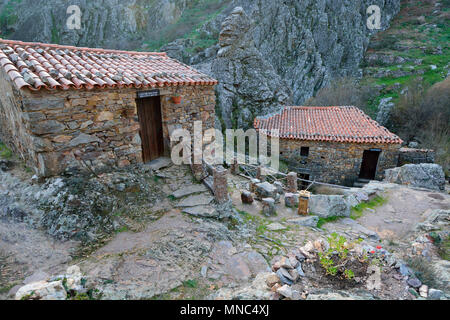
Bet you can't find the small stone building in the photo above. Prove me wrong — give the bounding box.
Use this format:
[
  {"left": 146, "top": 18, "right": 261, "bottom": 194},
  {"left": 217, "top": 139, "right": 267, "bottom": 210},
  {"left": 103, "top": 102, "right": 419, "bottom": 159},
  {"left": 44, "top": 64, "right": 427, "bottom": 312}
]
[
  {"left": 254, "top": 106, "right": 403, "bottom": 186},
  {"left": 0, "top": 39, "right": 217, "bottom": 176}
]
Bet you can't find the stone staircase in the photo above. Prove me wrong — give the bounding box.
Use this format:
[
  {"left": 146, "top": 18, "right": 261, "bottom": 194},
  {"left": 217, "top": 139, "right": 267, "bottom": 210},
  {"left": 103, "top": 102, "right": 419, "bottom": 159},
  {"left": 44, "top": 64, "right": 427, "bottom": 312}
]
[{"left": 353, "top": 178, "right": 372, "bottom": 188}]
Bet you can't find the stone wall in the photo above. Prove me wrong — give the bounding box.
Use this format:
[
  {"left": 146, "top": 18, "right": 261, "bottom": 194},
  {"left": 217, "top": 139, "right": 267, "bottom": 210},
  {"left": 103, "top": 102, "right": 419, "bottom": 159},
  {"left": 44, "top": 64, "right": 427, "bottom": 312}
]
[
  {"left": 0, "top": 74, "right": 216, "bottom": 176},
  {"left": 0, "top": 67, "right": 35, "bottom": 164},
  {"left": 398, "top": 147, "right": 435, "bottom": 166},
  {"left": 278, "top": 139, "right": 401, "bottom": 186}
]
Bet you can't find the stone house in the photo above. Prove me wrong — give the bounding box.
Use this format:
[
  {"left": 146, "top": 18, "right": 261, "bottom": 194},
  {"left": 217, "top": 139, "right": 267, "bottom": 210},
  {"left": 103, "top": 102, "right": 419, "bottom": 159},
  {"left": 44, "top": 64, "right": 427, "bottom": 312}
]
[
  {"left": 0, "top": 39, "right": 217, "bottom": 176},
  {"left": 254, "top": 106, "right": 403, "bottom": 187}
]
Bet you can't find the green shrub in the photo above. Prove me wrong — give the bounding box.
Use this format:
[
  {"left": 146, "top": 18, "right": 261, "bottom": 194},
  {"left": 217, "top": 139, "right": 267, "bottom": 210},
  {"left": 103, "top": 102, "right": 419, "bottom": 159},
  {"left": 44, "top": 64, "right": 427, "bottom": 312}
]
[
  {"left": 0, "top": 142, "right": 13, "bottom": 159},
  {"left": 407, "top": 256, "right": 438, "bottom": 287},
  {"left": 318, "top": 233, "right": 362, "bottom": 279}
]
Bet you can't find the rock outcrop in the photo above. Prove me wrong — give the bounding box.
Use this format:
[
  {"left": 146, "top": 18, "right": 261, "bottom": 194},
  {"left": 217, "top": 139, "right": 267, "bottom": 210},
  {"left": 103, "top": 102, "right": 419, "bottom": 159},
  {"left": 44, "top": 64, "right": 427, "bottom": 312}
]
[
  {"left": 309, "top": 194, "right": 351, "bottom": 218},
  {"left": 170, "top": 0, "right": 402, "bottom": 127},
  {"left": 376, "top": 97, "right": 395, "bottom": 126},
  {"left": 384, "top": 164, "right": 446, "bottom": 191},
  {"left": 1, "top": 0, "right": 401, "bottom": 129},
  {"left": 0, "top": 0, "right": 188, "bottom": 50},
  {"left": 211, "top": 7, "right": 292, "bottom": 129}
]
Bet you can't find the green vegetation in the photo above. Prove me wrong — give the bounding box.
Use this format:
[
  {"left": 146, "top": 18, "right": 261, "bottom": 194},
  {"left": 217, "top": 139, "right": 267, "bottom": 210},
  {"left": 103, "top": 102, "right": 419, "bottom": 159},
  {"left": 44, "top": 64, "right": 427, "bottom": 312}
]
[
  {"left": 437, "top": 235, "right": 450, "bottom": 261},
  {"left": 316, "top": 216, "right": 342, "bottom": 229},
  {"left": 318, "top": 233, "right": 363, "bottom": 279},
  {"left": 0, "top": 0, "right": 22, "bottom": 37},
  {"left": 351, "top": 196, "right": 387, "bottom": 220},
  {"left": 0, "top": 282, "right": 18, "bottom": 295},
  {"left": 0, "top": 142, "right": 12, "bottom": 159},
  {"left": 144, "top": 0, "right": 230, "bottom": 52},
  {"left": 315, "top": 196, "right": 387, "bottom": 228},
  {"left": 182, "top": 279, "right": 198, "bottom": 288},
  {"left": 115, "top": 226, "right": 129, "bottom": 233},
  {"left": 407, "top": 256, "right": 438, "bottom": 288},
  {"left": 310, "top": 1, "right": 449, "bottom": 176},
  {"left": 150, "top": 278, "right": 213, "bottom": 300}
]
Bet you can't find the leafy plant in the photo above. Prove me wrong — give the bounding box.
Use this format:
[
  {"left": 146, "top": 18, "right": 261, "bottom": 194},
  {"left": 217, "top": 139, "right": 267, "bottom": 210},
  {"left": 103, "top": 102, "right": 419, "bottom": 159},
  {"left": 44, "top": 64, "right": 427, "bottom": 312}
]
[
  {"left": 344, "top": 269, "right": 355, "bottom": 280},
  {"left": 182, "top": 279, "right": 198, "bottom": 289},
  {"left": 318, "top": 233, "right": 363, "bottom": 280}
]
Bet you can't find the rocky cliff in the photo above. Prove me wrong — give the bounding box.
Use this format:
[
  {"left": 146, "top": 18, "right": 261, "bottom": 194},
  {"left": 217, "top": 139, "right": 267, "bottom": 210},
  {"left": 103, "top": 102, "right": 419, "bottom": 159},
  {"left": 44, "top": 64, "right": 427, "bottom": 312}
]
[
  {"left": 0, "top": 0, "right": 402, "bottom": 129},
  {"left": 0, "top": 0, "right": 191, "bottom": 50},
  {"left": 181, "top": 0, "right": 402, "bottom": 128}
]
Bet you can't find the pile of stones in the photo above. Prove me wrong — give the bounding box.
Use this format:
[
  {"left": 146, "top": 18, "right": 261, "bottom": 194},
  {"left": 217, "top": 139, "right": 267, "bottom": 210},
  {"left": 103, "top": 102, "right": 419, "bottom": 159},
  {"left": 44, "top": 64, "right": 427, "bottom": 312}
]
[
  {"left": 241, "top": 177, "right": 298, "bottom": 217},
  {"left": 263, "top": 240, "right": 324, "bottom": 300},
  {"left": 14, "top": 265, "right": 93, "bottom": 300}
]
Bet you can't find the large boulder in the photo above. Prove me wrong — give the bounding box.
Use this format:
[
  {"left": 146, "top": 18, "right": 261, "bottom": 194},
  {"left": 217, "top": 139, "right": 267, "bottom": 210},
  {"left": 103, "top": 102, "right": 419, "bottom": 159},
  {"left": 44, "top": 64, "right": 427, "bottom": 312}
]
[
  {"left": 309, "top": 195, "right": 351, "bottom": 218},
  {"left": 15, "top": 280, "right": 67, "bottom": 300},
  {"left": 384, "top": 164, "right": 445, "bottom": 191},
  {"left": 376, "top": 97, "right": 395, "bottom": 126},
  {"left": 255, "top": 182, "right": 279, "bottom": 201},
  {"left": 211, "top": 272, "right": 274, "bottom": 300},
  {"left": 211, "top": 7, "right": 292, "bottom": 129}
]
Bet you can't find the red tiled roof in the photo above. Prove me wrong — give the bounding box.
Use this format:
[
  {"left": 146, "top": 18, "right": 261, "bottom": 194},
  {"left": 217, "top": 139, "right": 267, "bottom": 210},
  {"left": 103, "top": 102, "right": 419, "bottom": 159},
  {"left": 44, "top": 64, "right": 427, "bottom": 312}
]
[
  {"left": 254, "top": 106, "right": 403, "bottom": 144},
  {"left": 0, "top": 38, "right": 218, "bottom": 91}
]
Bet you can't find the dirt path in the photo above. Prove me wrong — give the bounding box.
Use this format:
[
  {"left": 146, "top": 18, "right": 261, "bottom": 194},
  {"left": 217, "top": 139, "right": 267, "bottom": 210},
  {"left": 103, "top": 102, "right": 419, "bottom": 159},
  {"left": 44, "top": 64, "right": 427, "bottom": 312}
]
[{"left": 357, "top": 186, "right": 450, "bottom": 241}]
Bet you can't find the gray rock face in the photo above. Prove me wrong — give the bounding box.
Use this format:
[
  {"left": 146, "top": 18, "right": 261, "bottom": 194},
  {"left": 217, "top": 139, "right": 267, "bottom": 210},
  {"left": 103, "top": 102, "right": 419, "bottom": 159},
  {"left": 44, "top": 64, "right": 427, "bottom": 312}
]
[
  {"left": 376, "top": 97, "right": 395, "bottom": 126},
  {"left": 2, "top": 1, "right": 400, "bottom": 130},
  {"left": 165, "top": 0, "right": 401, "bottom": 128},
  {"left": 211, "top": 7, "right": 292, "bottom": 129},
  {"left": 287, "top": 216, "right": 319, "bottom": 228},
  {"left": 1, "top": 0, "right": 188, "bottom": 50},
  {"left": 309, "top": 195, "right": 351, "bottom": 218},
  {"left": 384, "top": 164, "right": 446, "bottom": 191}
]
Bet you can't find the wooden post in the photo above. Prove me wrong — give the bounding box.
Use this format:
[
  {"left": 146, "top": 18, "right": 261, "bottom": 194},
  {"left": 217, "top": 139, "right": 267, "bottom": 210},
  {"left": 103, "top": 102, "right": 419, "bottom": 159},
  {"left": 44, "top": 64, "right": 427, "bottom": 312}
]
[{"left": 298, "top": 190, "right": 311, "bottom": 216}]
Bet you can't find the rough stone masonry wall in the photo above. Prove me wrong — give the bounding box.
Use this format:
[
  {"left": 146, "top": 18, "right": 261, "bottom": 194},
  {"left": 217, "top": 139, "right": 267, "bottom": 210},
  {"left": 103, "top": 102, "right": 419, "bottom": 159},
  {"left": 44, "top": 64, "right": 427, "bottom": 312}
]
[
  {"left": 279, "top": 139, "right": 401, "bottom": 186},
  {"left": 398, "top": 147, "right": 435, "bottom": 166},
  {"left": 0, "top": 67, "right": 36, "bottom": 164},
  {"left": 0, "top": 75, "right": 216, "bottom": 176}
]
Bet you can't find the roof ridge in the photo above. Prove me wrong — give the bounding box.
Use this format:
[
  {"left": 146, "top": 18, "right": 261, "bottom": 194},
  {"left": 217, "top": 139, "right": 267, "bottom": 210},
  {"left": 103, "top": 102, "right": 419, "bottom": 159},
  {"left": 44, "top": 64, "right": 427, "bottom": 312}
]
[
  {"left": 288, "top": 105, "right": 356, "bottom": 109},
  {"left": 0, "top": 38, "right": 218, "bottom": 91},
  {"left": 0, "top": 38, "right": 167, "bottom": 56},
  {"left": 255, "top": 106, "right": 403, "bottom": 144}
]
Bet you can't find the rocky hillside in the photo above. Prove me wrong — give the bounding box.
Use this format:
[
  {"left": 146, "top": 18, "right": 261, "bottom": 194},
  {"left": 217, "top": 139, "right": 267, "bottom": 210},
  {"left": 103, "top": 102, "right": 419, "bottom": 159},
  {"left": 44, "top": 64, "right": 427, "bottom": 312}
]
[
  {"left": 0, "top": 0, "right": 229, "bottom": 50},
  {"left": 164, "top": 0, "right": 403, "bottom": 129},
  {"left": 0, "top": 0, "right": 401, "bottom": 129},
  {"left": 362, "top": 0, "right": 449, "bottom": 120}
]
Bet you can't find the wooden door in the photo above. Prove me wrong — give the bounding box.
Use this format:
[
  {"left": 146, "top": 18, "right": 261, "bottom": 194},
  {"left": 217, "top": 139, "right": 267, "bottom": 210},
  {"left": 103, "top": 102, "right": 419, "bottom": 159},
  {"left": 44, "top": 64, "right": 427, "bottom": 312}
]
[
  {"left": 136, "top": 96, "right": 164, "bottom": 163},
  {"left": 359, "top": 150, "right": 381, "bottom": 180}
]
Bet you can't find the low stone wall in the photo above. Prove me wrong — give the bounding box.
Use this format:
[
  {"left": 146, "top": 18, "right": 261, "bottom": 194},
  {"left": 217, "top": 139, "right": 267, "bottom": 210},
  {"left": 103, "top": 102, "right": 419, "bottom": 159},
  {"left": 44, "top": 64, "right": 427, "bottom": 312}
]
[
  {"left": 398, "top": 147, "right": 435, "bottom": 166},
  {"left": 278, "top": 139, "right": 401, "bottom": 186},
  {"left": 0, "top": 71, "right": 216, "bottom": 176}
]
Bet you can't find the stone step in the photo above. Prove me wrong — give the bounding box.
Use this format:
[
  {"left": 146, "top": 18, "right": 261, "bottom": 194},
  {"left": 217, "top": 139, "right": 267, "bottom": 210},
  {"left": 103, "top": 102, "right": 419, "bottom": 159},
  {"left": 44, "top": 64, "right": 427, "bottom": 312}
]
[
  {"left": 171, "top": 184, "right": 208, "bottom": 199},
  {"left": 353, "top": 182, "right": 367, "bottom": 188},
  {"left": 357, "top": 178, "right": 372, "bottom": 184},
  {"left": 182, "top": 205, "right": 218, "bottom": 218},
  {"left": 175, "top": 194, "right": 214, "bottom": 208},
  {"left": 145, "top": 157, "right": 173, "bottom": 171}
]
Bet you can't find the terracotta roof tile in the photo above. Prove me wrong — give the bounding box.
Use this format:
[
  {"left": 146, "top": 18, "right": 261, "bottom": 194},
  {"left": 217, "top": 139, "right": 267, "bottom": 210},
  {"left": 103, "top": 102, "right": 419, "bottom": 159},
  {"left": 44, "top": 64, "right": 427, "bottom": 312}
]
[
  {"left": 254, "top": 106, "right": 403, "bottom": 145},
  {"left": 0, "top": 38, "right": 218, "bottom": 91}
]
